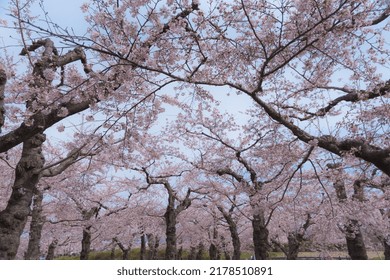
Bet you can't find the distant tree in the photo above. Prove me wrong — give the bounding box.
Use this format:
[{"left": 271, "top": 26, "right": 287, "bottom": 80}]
[{"left": 136, "top": 165, "right": 196, "bottom": 260}]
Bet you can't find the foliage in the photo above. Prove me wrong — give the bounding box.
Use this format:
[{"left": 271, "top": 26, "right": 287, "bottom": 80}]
[{"left": 0, "top": 0, "right": 389, "bottom": 260}]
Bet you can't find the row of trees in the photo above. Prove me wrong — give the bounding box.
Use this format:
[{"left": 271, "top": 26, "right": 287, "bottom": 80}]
[{"left": 0, "top": 0, "right": 389, "bottom": 260}]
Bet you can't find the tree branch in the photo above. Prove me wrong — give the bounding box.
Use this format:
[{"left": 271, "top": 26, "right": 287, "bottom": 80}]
[
  {"left": 0, "top": 40, "right": 93, "bottom": 153},
  {"left": 293, "top": 81, "right": 390, "bottom": 120},
  {"left": 40, "top": 146, "right": 87, "bottom": 177},
  {"left": 249, "top": 92, "right": 390, "bottom": 177},
  {"left": 0, "top": 63, "right": 6, "bottom": 134}
]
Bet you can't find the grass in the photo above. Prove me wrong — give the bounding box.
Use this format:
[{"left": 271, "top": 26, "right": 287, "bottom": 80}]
[{"left": 55, "top": 250, "right": 385, "bottom": 260}]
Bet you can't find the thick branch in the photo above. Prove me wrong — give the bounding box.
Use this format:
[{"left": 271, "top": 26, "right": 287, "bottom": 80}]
[
  {"left": 0, "top": 64, "right": 6, "bottom": 133},
  {"left": 176, "top": 188, "right": 192, "bottom": 214},
  {"left": 216, "top": 167, "right": 245, "bottom": 183},
  {"left": 0, "top": 41, "right": 92, "bottom": 153},
  {"left": 0, "top": 100, "right": 90, "bottom": 153},
  {"left": 249, "top": 93, "right": 390, "bottom": 177},
  {"left": 235, "top": 151, "right": 258, "bottom": 185},
  {"left": 369, "top": 7, "right": 390, "bottom": 26},
  {"left": 298, "top": 81, "right": 390, "bottom": 120},
  {"left": 40, "top": 147, "right": 83, "bottom": 177}
]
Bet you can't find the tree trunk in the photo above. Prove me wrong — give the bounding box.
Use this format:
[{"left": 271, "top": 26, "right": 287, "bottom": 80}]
[
  {"left": 286, "top": 233, "right": 302, "bottom": 260},
  {"left": 224, "top": 214, "right": 241, "bottom": 260},
  {"left": 122, "top": 249, "right": 130, "bottom": 260},
  {"left": 164, "top": 206, "right": 177, "bottom": 260},
  {"left": 252, "top": 212, "right": 270, "bottom": 260},
  {"left": 224, "top": 250, "right": 231, "bottom": 260},
  {"left": 45, "top": 239, "right": 57, "bottom": 260},
  {"left": 0, "top": 133, "right": 46, "bottom": 260},
  {"left": 153, "top": 236, "right": 160, "bottom": 259},
  {"left": 25, "top": 191, "right": 44, "bottom": 260},
  {"left": 143, "top": 181, "right": 190, "bottom": 260},
  {"left": 147, "top": 234, "right": 159, "bottom": 260},
  {"left": 80, "top": 226, "right": 92, "bottom": 260},
  {"left": 218, "top": 206, "right": 241, "bottom": 260},
  {"left": 285, "top": 216, "right": 312, "bottom": 260},
  {"left": 334, "top": 180, "right": 368, "bottom": 260},
  {"left": 113, "top": 237, "right": 132, "bottom": 260},
  {"left": 196, "top": 242, "right": 205, "bottom": 260},
  {"left": 345, "top": 220, "right": 368, "bottom": 260},
  {"left": 209, "top": 226, "right": 220, "bottom": 260},
  {"left": 228, "top": 223, "right": 241, "bottom": 260},
  {"left": 220, "top": 236, "right": 230, "bottom": 260},
  {"left": 110, "top": 242, "right": 116, "bottom": 260},
  {"left": 209, "top": 243, "right": 218, "bottom": 260},
  {"left": 177, "top": 246, "right": 183, "bottom": 260},
  {"left": 384, "top": 235, "right": 390, "bottom": 260},
  {"left": 188, "top": 246, "right": 196, "bottom": 260},
  {"left": 140, "top": 234, "right": 146, "bottom": 260}
]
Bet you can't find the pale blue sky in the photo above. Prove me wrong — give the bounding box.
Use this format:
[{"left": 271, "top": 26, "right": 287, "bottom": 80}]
[{"left": 1, "top": 0, "right": 86, "bottom": 51}]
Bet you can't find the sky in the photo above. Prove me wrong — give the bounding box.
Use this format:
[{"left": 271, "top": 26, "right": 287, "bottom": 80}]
[{"left": 1, "top": 0, "right": 86, "bottom": 50}]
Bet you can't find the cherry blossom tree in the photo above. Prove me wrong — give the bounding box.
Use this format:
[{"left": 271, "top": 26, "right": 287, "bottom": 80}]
[
  {"left": 1, "top": 0, "right": 390, "bottom": 260},
  {"left": 134, "top": 164, "right": 199, "bottom": 260},
  {"left": 128, "top": 0, "right": 390, "bottom": 177},
  {"left": 0, "top": 0, "right": 194, "bottom": 259}
]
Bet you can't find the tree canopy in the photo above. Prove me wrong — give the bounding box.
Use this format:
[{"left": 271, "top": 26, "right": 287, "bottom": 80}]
[{"left": 0, "top": 0, "right": 389, "bottom": 260}]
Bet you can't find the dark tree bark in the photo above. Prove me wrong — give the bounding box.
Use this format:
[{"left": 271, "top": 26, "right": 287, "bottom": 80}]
[
  {"left": 286, "top": 233, "right": 301, "bottom": 260},
  {"left": 147, "top": 234, "right": 159, "bottom": 260},
  {"left": 217, "top": 206, "right": 241, "bottom": 260},
  {"left": 163, "top": 184, "right": 191, "bottom": 260},
  {"left": 208, "top": 225, "right": 220, "bottom": 260},
  {"left": 384, "top": 236, "right": 390, "bottom": 260},
  {"left": 164, "top": 202, "right": 178, "bottom": 260},
  {"left": 78, "top": 206, "right": 98, "bottom": 260},
  {"left": 209, "top": 243, "right": 218, "bottom": 260},
  {"left": 110, "top": 242, "right": 117, "bottom": 260},
  {"left": 177, "top": 246, "right": 183, "bottom": 260},
  {"left": 122, "top": 249, "right": 129, "bottom": 260},
  {"left": 140, "top": 234, "right": 146, "bottom": 260},
  {"left": 344, "top": 220, "right": 367, "bottom": 260},
  {"left": 188, "top": 246, "right": 196, "bottom": 260},
  {"left": 286, "top": 221, "right": 312, "bottom": 260},
  {"left": 80, "top": 225, "right": 92, "bottom": 260},
  {"left": 25, "top": 191, "right": 45, "bottom": 260},
  {"left": 220, "top": 235, "right": 231, "bottom": 260},
  {"left": 0, "top": 40, "right": 92, "bottom": 154},
  {"left": 113, "top": 237, "right": 133, "bottom": 260},
  {"left": 196, "top": 242, "right": 205, "bottom": 260},
  {"left": 333, "top": 179, "right": 368, "bottom": 260},
  {"left": 216, "top": 160, "right": 272, "bottom": 260},
  {"left": 0, "top": 133, "right": 46, "bottom": 260},
  {"left": 252, "top": 212, "right": 270, "bottom": 260},
  {"left": 45, "top": 239, "right": 57, "bottom": 260},
  {"left": 0, "top": 63, "right": 6, "bottom": 133}
]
